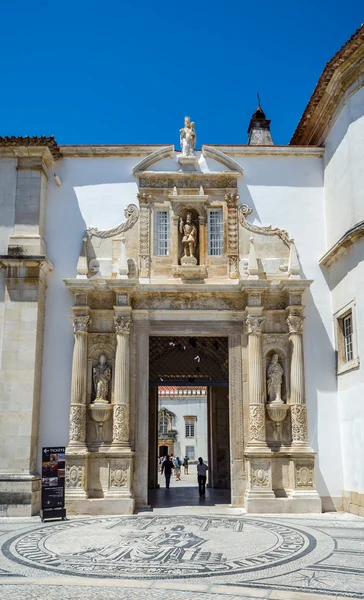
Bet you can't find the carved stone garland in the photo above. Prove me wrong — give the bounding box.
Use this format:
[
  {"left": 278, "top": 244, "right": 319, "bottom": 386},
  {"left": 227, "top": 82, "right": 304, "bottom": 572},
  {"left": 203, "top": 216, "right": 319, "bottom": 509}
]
[
  {"left": 137, "top": 193, "right": 152, "bottom": 278},
  {"left": 226, "top": 193, "right": 239, "bottom": 279}
]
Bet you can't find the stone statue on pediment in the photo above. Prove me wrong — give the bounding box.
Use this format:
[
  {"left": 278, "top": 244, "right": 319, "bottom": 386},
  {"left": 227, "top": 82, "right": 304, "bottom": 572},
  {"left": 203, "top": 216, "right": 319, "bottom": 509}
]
[
  {"left": 93, "top": 354, "right": 111, "bottom": 404},
  {"left": 180, "top": 116, "right": 196, "bottom": 157}
]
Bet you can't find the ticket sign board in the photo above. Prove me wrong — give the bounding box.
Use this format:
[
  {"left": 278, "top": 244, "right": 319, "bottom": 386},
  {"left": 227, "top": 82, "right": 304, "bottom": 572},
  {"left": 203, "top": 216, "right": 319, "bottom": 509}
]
[{"left": 41, "top": 447, "right": 66, "bottom": 521}]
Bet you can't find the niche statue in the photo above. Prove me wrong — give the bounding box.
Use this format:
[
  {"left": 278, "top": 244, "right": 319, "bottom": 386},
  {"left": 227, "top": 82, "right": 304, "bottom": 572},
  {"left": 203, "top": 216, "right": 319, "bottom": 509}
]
[
  {"left": 267, "top": 354, "right": 284, "bottom": 403},
  {"left": 93, "top": 354, "right": 111, "bottom": 404},
  {"left": 180, "top": 116, "right": 196, "bottom": 157},
  {"left": 179, "top": 212, "right": 197, "bottom": 259}
]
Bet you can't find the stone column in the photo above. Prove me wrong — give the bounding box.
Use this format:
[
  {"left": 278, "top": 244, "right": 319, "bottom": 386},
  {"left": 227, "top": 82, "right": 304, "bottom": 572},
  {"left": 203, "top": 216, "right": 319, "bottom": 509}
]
[
  {"left": 198, "top": 216, "right": 205, "bottom": 266},
  {"left": 68, "top": 313, "right": 91, "bottom": 448},
  {"left": 112, "top": 312, "right": 132, "bottom": 447},
  {"left": 286, "top": 309, "right": 308, "bottom": 446},
  {"left": 172, "top": 215, "right": 180, "bottom": 266},
  {"left": 228, "top": 333, "right": 245, "bottom": 506},
  {"left": 246, "top": 314, "right": 267, "bottom": 448}
]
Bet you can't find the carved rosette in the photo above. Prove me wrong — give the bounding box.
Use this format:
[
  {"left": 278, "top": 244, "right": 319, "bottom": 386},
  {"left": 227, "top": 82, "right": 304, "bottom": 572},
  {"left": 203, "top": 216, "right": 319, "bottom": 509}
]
[
  {"left": 69, "top": 405, "right": 86, "bottom": 444},
  {"left": 291, "top": 405, "right": 308, "bottom": 444},
  {"left": 114, "top": 316, "right": 132, "bottom": 335},
  {"left": 112, "top": 404, "right": 129, "bottom": 444},
  {"left": 65, "top": 464, "right": 83, "bottom": 489},
  {"left": 286, "top": 314, "right": 304, "bottom": 334},
  {"left": 295, "top": 462, "right": 314, "bottom": 488},
  {"left": 138, "top": 193, "right": 152, "bottom": 278},
  {"left": 246, "top": 315, "right": 265, "bottom": 334},
  {"left": 251, "top": 461, "right": 270, "bottom": 488},
  {"left": 72, "top": 315, "right": 91, "bottom": 334},
  {"left": 249, "top": 405, "right": 266, "bottom": 443}
]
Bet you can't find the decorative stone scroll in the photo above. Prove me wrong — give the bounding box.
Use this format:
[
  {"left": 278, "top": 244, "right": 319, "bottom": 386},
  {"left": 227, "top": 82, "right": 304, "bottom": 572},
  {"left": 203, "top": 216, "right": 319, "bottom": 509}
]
[
  {"left": 239, "top": 204, "right": 291, "bottom": 247},
  {"left": 226, "top": 193, "right": 239, "bottom": 278},
  {"left": 86, "top": 204, "right": 139, "bottom": 239}
]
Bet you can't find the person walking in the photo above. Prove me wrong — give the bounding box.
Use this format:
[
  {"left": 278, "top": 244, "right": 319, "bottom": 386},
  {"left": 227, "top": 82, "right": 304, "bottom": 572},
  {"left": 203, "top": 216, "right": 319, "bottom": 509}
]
[
  {"left": 183, "top": 455, "right": 189, "bottom": 475},
  {"left": 197, "top": 457, "right": 208, "bottom": 497},
  {"left": 161, "top": 455, "right": 174, "bottom": 489},
  {"left": 175, "top": 457, "right": 182, "bottom": 481}
]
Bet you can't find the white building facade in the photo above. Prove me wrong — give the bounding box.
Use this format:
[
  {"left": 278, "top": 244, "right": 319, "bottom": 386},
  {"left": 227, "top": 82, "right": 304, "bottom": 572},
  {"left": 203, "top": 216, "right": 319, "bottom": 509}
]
[{"left": 0, "top": 25, "right": 363, "bottom": 517}]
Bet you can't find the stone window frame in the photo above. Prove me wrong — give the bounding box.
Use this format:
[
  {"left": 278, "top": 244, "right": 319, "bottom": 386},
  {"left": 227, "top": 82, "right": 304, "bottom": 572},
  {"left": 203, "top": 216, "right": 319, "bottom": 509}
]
[
  {"left": 185, "top": 445, "right": 195, "bottom": 460},
  {"left": 185, "top": 416, "right": 196, "bottom": 438},
  {"left": 153, "top": 207, "right": 170, "bottom": 256},
  {"left": 207, "top": 207, "right": 224, "bottom": 256},
  {"left": 334, "top": 300, "right": 360, "bottom": 374}
]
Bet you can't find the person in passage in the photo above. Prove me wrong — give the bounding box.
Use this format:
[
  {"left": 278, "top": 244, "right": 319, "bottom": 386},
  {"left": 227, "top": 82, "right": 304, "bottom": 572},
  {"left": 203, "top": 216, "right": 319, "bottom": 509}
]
[
  {"left": 197, "top": 457, "right": 208, "bottom": 497},
  {"left": 175, "top": 457, "right": 182, "bottom": 481},
  {"left": 183, "top": 455, "right": 189, "bottom": 475},
  {"left": 161, "top": 455, "right": 174, "bottom": 489}
]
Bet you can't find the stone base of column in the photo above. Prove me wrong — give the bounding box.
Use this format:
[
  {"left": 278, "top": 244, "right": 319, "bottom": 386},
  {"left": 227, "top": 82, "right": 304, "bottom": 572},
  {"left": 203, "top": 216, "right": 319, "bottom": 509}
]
[
  {"left": 244, "top": 457, "right": 275, "bottom": 512},
  {"left": 65, "top": 451, "right": 88, "bottom": 501},
  {"left": 0, "top": 474, "right": 41, "bottom": 517}
]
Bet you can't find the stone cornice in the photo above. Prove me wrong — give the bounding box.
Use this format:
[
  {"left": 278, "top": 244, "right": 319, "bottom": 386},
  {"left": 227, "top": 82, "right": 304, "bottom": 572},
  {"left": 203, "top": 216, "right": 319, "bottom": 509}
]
[
  {"left": 60, "top": 144, "right": 169, "bottom": 158},
  {"left": 200, "top": 145, "right": 323, "bottom": 157},
  {"left": 0, "top": 136, "right": 61, "bottom": 163},
  {"left": 319, "top": 220, "right": 364, "bottom": 267},
  {"left": 291, "top": 24, "right": 364, "bottom": 145}
]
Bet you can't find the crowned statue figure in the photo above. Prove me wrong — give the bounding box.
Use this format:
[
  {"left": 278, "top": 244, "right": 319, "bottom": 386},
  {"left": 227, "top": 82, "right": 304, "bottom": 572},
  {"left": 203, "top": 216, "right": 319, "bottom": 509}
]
[
  {"left": 93, "top": 354, "right": 111, "bottom": 404},
  {"left": 267, "top": 354, "right": 284, "bottom": 403},
  {"left": 180, "top": 116, "right": 196, "bottom": 157}
]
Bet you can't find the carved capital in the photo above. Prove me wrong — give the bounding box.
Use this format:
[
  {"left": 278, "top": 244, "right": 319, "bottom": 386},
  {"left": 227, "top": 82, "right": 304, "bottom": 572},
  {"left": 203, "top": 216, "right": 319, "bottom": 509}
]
[
  {"left": 114, "top": 315, "right": 132, "bottom": 335},
  {"left": 225, "top": 192, "right": 239, "bottom": 207},
  {"left": 291, "top": 405, "right": 308, "bottom": 443},
  {"left": 72, "top": 316, "right": 91, "bottom": 333},
  {"left": 112, "top": 404, "right": 129, "bottom": 444},
  {"left": 248, "top": 405, "right": 266, "bottom": 443},
  {"left": 246, "top": 315, "right": 265, "bottom": 334},
  {"left": 69, "top": 405, "right": 86, "bottom": 444},
  {"left": 286, "top": 313, "right": 304, "bottom": 334},
  {"left": 137, "top": 192, "right": 152, "bottom": 205}
]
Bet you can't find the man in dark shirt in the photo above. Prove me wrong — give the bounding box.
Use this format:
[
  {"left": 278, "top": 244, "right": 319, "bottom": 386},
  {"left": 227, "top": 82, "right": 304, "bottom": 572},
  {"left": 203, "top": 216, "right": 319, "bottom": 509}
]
[{"left": 161, "top": 455, "right": 174, "bottom": 489}]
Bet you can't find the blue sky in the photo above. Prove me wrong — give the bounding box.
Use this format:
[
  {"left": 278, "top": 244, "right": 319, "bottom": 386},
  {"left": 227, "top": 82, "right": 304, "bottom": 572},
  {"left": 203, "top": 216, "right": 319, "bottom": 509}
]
[{"left": 0, "top": 1, "right": 363, "bottom": 146}]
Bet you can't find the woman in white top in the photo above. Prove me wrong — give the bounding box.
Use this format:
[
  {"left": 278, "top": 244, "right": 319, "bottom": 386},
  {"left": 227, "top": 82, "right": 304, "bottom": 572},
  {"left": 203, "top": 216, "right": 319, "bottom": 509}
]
[{"left": 197, "top": 457, "right": 208, "bottom": 497}]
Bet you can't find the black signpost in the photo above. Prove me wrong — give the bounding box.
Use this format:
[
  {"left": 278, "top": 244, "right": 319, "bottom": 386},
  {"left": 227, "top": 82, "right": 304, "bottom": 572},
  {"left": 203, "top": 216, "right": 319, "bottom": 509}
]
[{"left": 40, "top": 447, "right": 66, "bottom": 521}]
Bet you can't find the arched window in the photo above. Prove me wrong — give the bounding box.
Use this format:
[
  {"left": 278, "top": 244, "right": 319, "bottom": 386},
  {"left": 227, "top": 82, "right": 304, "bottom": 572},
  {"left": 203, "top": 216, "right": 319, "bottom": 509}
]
[{"left": 159, "top": 416, "right": 168, "bottom": 434}]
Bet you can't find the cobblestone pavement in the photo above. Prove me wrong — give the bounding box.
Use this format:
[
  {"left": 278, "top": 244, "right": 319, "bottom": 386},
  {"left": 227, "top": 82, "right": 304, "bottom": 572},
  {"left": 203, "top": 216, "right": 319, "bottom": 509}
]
[{"left": 0, "top": 511, "right": 363, "bottom": 599}]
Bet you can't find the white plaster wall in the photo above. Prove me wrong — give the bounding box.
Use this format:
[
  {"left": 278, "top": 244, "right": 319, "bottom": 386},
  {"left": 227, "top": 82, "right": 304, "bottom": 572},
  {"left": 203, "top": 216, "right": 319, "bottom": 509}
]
[
  {"left": 38, "top": 152, "right": 343, "bottom": 505},
  {"left": 324, "top": 85, "right": 364, "bottom": 247},
  {"left": 158, "top": 392, "right": 208, "bottom": 463},
  {"left": 326, "top": 238, "right": 364, "bottom": 494},
  {"left": 39, "top": 158, "right": 139, "bottom": 467},
  {"left": 235, "top": 155, "right": 343, "bottom": 503}
]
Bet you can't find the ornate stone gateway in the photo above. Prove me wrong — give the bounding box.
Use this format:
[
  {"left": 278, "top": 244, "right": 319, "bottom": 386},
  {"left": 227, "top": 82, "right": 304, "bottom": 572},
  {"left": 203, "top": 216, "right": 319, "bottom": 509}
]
[{"left": 64, "top": 118, "right": 321, "bottom": 514}]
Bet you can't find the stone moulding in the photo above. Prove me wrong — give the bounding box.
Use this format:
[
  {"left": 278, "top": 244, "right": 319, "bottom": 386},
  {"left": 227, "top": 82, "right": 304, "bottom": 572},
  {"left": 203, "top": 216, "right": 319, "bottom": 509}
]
[
  {"left": 319, "top": 219, "right": 364, "bottom": 267},
  {"left": 86, "top": 204, "right": 139, "bottom": 239},
  {"left": 239, "top": 204, "right": 291, "bottom": 247},
  {"left": 132, "top": 145, "right": 174, "bottom": 174},
  {"left": 202, "top": 145, "right": 244, "bottom": 174}
]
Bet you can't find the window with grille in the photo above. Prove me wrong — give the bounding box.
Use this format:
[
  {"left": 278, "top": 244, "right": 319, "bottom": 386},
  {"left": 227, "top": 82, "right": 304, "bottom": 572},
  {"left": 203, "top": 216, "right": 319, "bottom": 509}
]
[
  {"left": 154, "top": 210, "right": 169, "bottom": 255},
  {"left": 343, "top": 314, "right": 353, "bottom": 362},
  {"left": 208, "top": 209, "right": 223, "bottom": 255},
  {"left": 159, "top": 416, "right": 168, "bottom": 434},
  {"left": 186, "top": 446, "right": 195, "bottom": 459},
  {"left": 185, "top": 422, "right": 195, "bottom": 438}
]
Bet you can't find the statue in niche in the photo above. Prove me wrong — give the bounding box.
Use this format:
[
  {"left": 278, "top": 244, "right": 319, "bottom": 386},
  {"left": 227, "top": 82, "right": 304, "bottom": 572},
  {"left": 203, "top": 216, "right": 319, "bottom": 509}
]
[
  {"left": 267, "top": 354, "right": 284, "bottom": 403},
  {"left": 180, "top": 116, "right": 196, "bottom": 157},
  {"left": 93, "top": 354, "right": 111, "bottom": 404},
  {"left": 180, "top": 212, "right": 197, "bottom": 259}
]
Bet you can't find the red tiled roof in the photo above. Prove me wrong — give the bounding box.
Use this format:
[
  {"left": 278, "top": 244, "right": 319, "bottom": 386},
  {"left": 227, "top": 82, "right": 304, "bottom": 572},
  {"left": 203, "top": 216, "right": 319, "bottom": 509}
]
[
  {"left": 0, "top": 135, "right": 61, "bottom": 160},
  {"left": 290, "top": 24, "right": 364, "bottom": 145}
]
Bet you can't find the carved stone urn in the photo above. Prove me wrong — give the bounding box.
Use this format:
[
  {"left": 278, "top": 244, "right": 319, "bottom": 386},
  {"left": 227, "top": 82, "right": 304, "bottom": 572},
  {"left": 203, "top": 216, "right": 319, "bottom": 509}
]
[
  {"left": 89, "top": 403, "right": 113, "bottom": 442},
  {"left": 266, "top": 403, "right": 290, "bottom": 442}
]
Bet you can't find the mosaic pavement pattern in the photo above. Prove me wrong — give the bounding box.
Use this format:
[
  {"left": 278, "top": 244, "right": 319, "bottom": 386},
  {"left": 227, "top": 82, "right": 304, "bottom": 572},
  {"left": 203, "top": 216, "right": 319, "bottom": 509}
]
[{"left": 0, "top": 513, "right": 363, "bottom": 598}]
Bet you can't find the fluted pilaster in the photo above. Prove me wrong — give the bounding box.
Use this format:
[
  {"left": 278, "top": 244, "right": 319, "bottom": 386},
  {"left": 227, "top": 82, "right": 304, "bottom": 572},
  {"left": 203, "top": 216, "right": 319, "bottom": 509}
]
[
  {"left": 246, "top": 314, "right": 266, "bottom": 446},
  {"left": 69, "top": 315, "right": 91, "bottom": 447},
  {"left": 287, "top": 310, "right": 308, "bottom": 445},
  {"left": 112, "top": 314, "right": 132, "bottom": 447}
]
